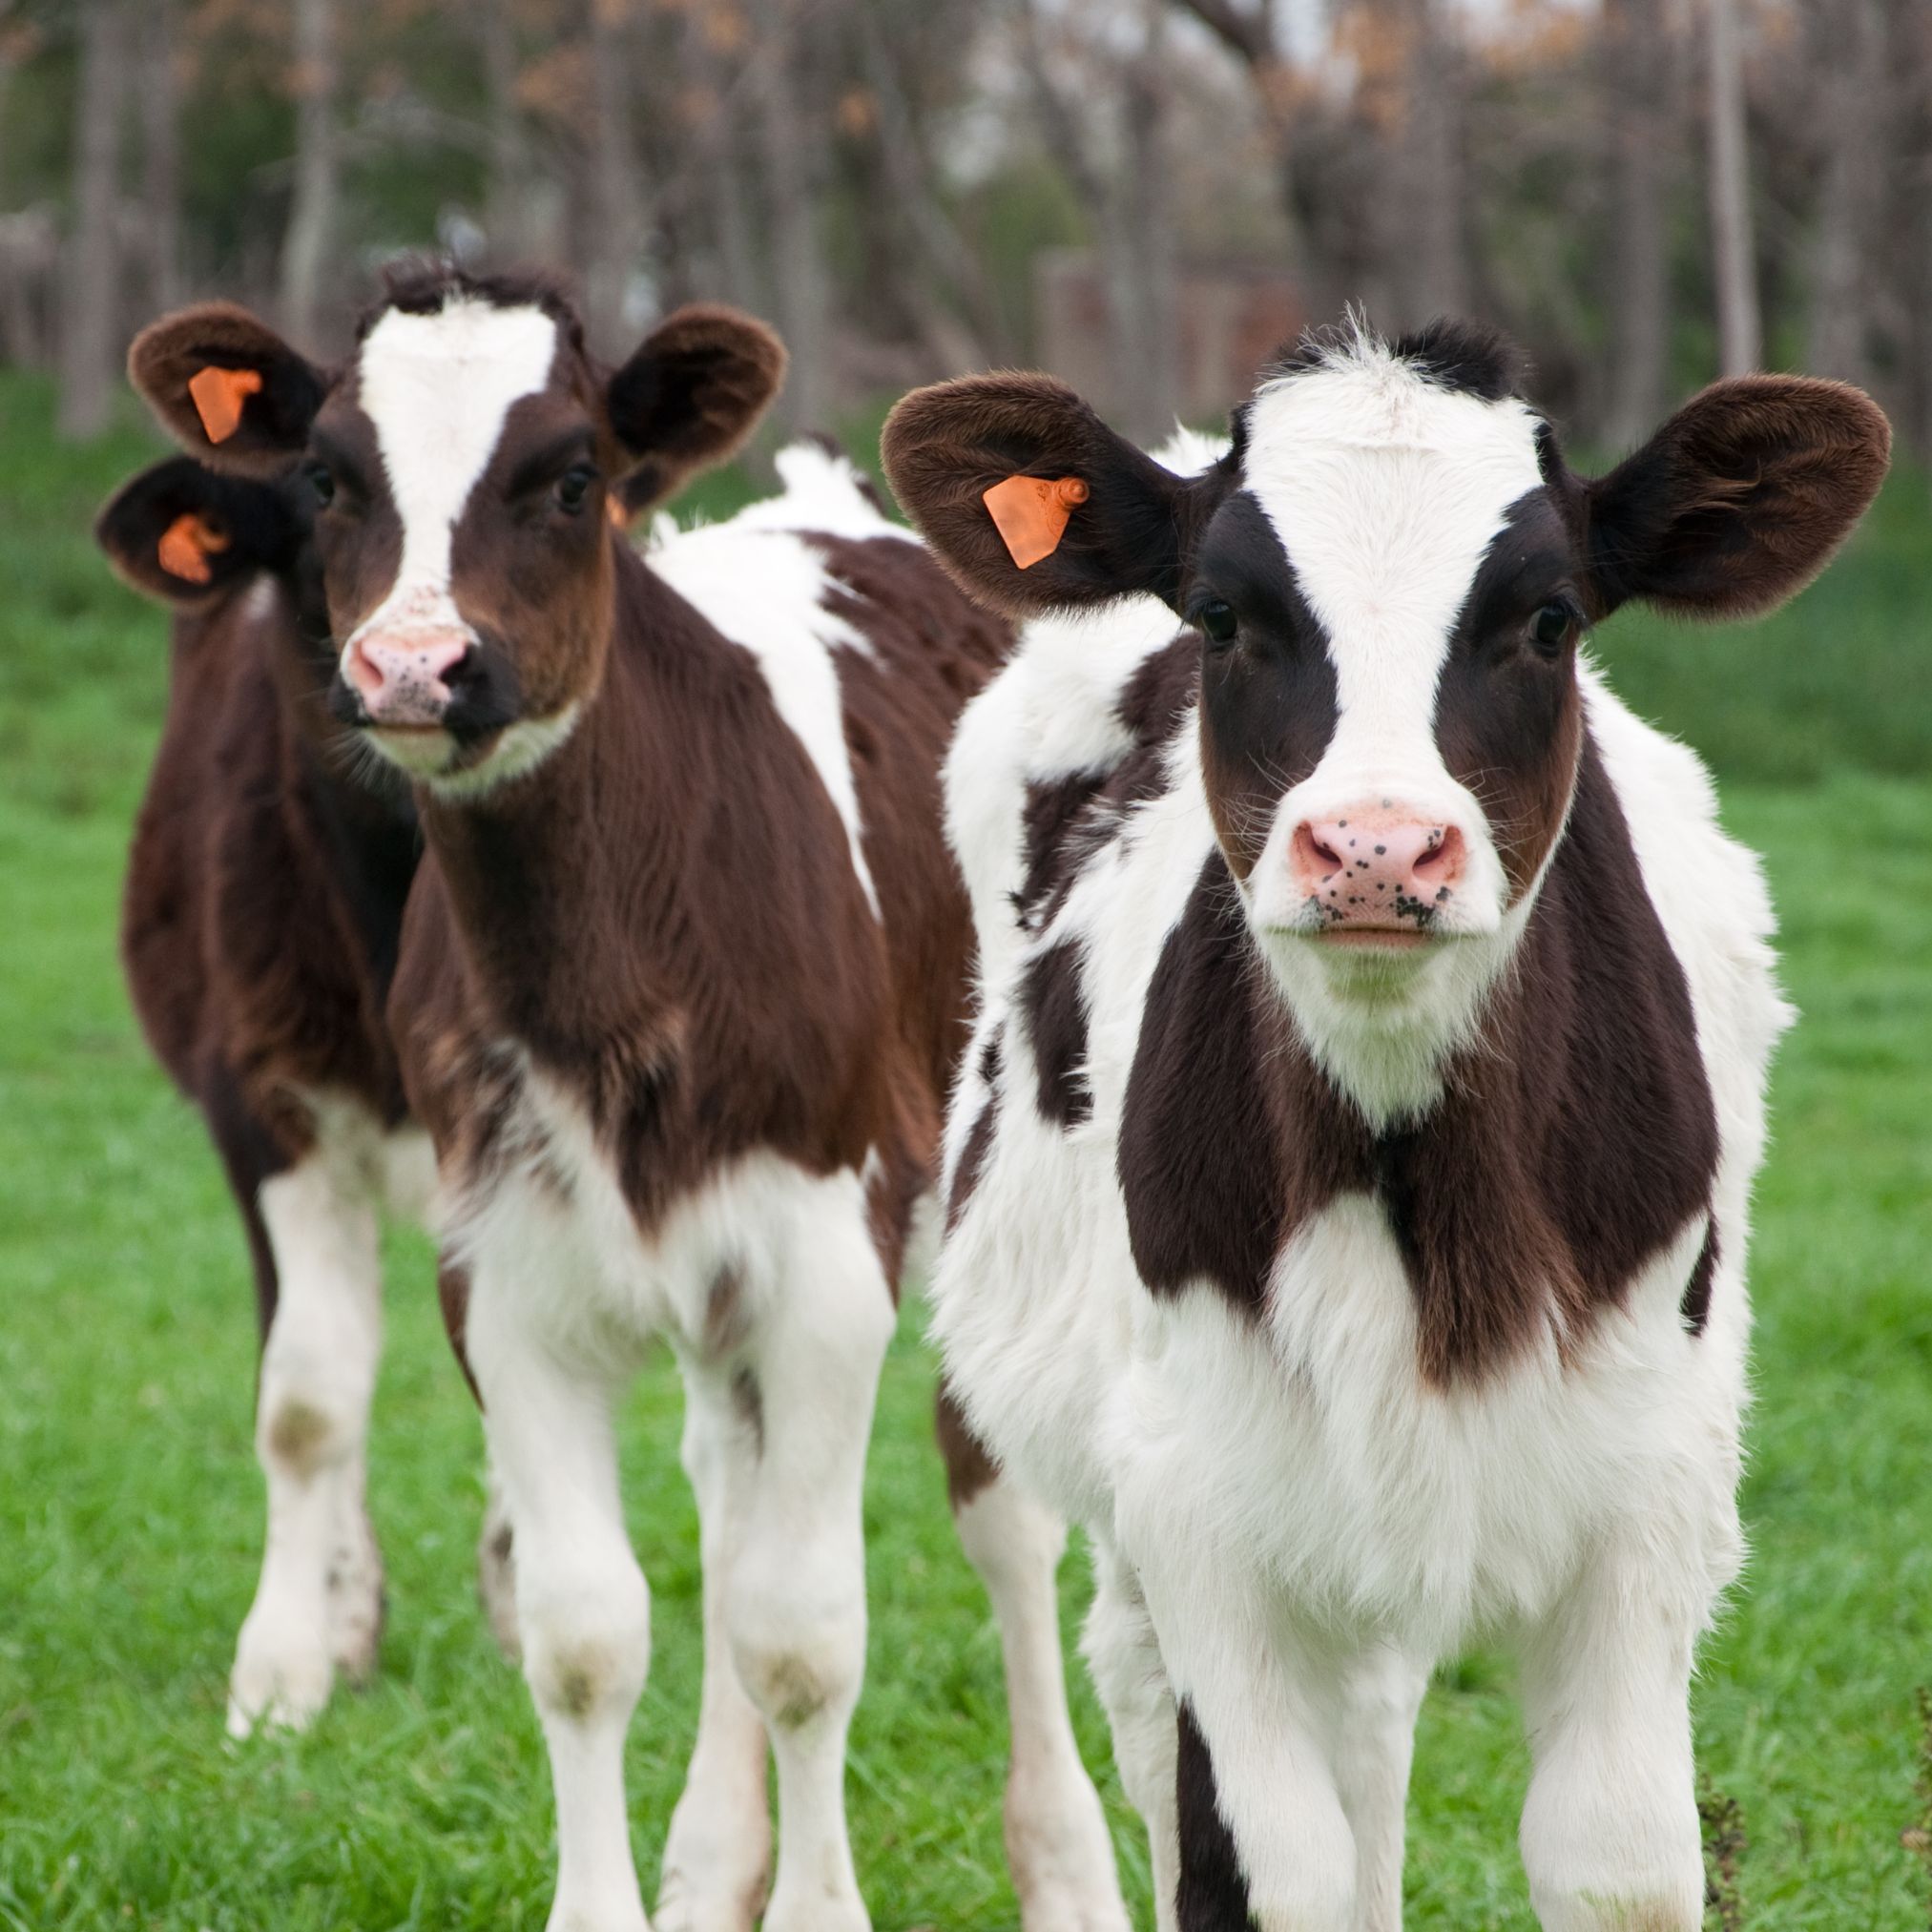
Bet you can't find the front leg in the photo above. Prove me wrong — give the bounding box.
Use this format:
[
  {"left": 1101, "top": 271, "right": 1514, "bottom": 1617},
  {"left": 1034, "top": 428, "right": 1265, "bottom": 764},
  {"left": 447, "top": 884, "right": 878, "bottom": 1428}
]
[
  {"left": 942, "top": 1386, "right": 1130, "bottom": 1932},
  {"left": 1516, "top": 1539, "right": 1717, "bottom": 1932},
  {"left": 1138, "top": 1558, "right": 1357, "bottom": 1932},
  {"left": 469, "top": 1268, "right": 653, "bottom": 1932},
  {"left": 1333, "top": 1645, "right": 1426, "bottom": 1932}
]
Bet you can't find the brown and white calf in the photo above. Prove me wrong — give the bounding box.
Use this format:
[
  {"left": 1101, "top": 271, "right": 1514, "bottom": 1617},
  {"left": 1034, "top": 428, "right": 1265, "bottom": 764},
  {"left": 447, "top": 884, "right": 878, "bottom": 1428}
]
[
  {"left": 130, "top": 268, "right": 1128, "bottom": 1932},
  {"left": 98, "top": 452, "right": 431, "bottom": 1736},
  {"left": 883, "top": 322, "right": 1889, "bottom": 1931}
]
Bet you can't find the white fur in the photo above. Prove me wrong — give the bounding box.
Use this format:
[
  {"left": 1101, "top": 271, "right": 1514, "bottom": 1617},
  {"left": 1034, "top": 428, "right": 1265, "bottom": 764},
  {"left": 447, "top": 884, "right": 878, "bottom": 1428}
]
[
  {"left": 931, "top": 364, "right": 1788, "bottom": 1925},
  {"left": 651, "top": 520, "right": 883, "bottom": 919},
  {"left": 228, "top": 1094, "right": 400, "bottom": 1737}
]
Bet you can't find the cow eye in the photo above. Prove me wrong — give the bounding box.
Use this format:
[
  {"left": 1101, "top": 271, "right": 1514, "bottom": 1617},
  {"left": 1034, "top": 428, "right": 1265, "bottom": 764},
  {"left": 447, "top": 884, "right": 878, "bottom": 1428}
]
[
  {"left": 1529, "top": 602, "right": 1575, "bottom": 655},
  {"left": 555, "top": 465, "right": 597, "bottom": 515},
  {"left": 1195, "top": 598, "right": 1238, "bottom": 647},
  {"left": 304, "top": 462, "right": 335, "bottom": 509}
]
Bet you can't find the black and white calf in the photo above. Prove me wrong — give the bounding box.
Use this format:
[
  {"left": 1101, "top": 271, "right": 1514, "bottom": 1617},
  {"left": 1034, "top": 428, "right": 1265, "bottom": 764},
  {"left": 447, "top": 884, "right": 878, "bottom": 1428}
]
[{"left": 883, "top": 322, "right": 1888, "bottom": 1930}]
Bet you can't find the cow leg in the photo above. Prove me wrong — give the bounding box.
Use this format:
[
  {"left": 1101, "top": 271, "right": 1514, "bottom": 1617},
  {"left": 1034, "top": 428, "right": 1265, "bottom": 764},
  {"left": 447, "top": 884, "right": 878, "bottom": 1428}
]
[
  {"left": 716, "top": 1198, "right": 893, "bottom": 1932},
  {"left": 1333, "top": 1646, "right": 1426, "bottom": 1932},
  {"left": 477, "top": 1453, "right": 522, "bottom": 1663},
  {"left": 1139, "top": 1561, "right": 1357, "bottom": 1932},
  {"left": 227, "top": 1144, "right": 384, "bottom": 1736},
  {"left": 470, "top": 1271, "right": 653, "bottom": 1932},
  {"left": 1516, "top": 1546, "right": 1707, "bottom": 1932},
  {"left": 654, "top": 1361, "right": 771, "bottom": 1932},
  {"left": 940, "top": 1387, "right": 1129, "bottom": 1932},
  {"left": 1082, "top": 1539, "right": 1180, "bottom": 1932}
]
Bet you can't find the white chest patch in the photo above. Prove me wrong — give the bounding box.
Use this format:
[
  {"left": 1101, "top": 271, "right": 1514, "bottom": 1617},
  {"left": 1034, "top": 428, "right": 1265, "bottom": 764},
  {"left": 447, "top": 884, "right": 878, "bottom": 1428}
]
[{"left": 353, "top": 300, "right": 560, "bottom": 632}]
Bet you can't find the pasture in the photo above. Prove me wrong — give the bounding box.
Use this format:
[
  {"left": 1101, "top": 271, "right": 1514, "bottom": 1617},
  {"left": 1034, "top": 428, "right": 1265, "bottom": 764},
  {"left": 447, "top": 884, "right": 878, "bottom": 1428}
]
[{"left": 0, "top": 368, "right": 1927, "bottom": 1929}]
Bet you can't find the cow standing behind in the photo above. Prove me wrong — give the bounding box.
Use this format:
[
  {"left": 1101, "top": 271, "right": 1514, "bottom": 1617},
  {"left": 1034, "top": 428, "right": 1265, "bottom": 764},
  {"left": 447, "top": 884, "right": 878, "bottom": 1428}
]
[
  {"left": 883, "top": 322, "right": 1888, "bottom": 1930},
  {"left": 97, "top": 454, "right": 431, "bottom": 1735},
  {"left": 129, "top": 268, "right": 1130, "bottom": 1932}
]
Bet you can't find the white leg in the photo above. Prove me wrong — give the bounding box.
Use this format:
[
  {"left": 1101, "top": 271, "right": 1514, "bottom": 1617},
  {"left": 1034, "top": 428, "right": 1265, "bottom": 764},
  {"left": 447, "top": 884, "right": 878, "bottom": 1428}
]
[
  {"left": 1139, "top": 1559, "right": 1356, "bottom": 1932},
  {"left": 1081, "top": 1540, "right": 1180, "bottom": 1932},
  {"left": 1333, "top": 1647, "right": 1426, "bottom": 1932},
  {"left": 228, "top": 1150, "right": 384, "bottom": 1737},
  {"left": 655, "top": 1362, "right": 771, "bottom": 1932},
  {"left": 720, "top": 1208, "right": 893, "bottom": 1932},
  {"left": 477, "top": 1451, "right": 521, "bottom": 1663},
  {"left": 471, "top": 1278, "right": 653, "bottom": 1932},
  {"left": 954, "top": 1474, "right": 1131, "bottom": 1932},
  {"left": 1517, "top": 1547, "right": 1708, "bottom": 1932}
]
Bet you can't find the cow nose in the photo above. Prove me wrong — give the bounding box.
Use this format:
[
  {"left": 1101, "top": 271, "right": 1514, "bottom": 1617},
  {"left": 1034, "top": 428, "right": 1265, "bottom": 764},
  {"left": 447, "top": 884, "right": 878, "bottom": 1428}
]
[
  {"left": 344, "top": 629, "right": 472, "bottom": 727},
  {"left": 1290, "top": 810, "right": 1468, "bottom": 926}
]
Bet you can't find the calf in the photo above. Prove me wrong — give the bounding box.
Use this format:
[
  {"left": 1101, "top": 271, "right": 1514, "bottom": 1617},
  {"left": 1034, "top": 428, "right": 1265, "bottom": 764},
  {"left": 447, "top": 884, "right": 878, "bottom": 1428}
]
[
  {"left": 882, "top": 321, "right": 1888, "bottom": 1931},
  {"left": 98, "top": 453, "right": 428, "bottom": 1736},
  {"left": 129, "top": 268, "right": 1130, "bottom": 1932}
]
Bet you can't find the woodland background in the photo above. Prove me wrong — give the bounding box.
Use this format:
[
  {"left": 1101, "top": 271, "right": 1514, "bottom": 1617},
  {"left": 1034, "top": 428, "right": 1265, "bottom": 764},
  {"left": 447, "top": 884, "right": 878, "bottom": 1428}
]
[{"left": 3, "top": 0, "right": 1932, "bottom": 456}]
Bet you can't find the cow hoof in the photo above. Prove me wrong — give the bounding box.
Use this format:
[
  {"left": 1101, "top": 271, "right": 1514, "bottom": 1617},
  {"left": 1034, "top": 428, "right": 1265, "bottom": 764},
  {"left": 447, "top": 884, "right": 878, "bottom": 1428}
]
[{"left": 226, "top": 1623, "right": 333, "bottom": 1738}]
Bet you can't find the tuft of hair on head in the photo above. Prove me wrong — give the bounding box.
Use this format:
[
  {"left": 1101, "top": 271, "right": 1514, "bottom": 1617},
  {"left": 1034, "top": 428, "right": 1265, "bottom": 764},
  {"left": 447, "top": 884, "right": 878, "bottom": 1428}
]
[
  {"left": 1260, "top": 310, "right": 1525, "bottom": 404},
  {"left": 359, "top": 254, "right": 590, "bottom": 356}
]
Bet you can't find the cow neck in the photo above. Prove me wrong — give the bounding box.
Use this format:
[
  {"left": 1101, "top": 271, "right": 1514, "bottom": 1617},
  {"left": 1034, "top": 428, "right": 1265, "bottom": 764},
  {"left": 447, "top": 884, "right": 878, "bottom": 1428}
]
[
  {"left": 1118, "top": 729, "right": 1720, "bottom": 1383},
  {"left": 416, "top": 544, "right": 747, "bottom": 1067}
]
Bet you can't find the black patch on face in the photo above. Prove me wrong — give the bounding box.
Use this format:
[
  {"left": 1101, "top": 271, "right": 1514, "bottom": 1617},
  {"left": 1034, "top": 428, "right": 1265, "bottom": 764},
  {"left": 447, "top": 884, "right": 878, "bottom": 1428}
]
[
  {"left": 1021, "top": 937, "right": 1092, "bottom": 1128},
  {"left": 1120, "top": 734, "right": 1722, "bottom": 1383},
  {"left": 1434, "top": 488, "right": 1585, "bottom": 897},
  {"left": 1188, "top": 490, "right": 1340, "bottom": 879},
  {"left": 947, "top": 1026, "right": 1002, "bottom": 1233},
  {"left": 1175, "top": 1701, "right": 1255, "bottom": 1931},
  {"left": 1681, "top": 1217, "right": 1719, "bottom": 1336}
]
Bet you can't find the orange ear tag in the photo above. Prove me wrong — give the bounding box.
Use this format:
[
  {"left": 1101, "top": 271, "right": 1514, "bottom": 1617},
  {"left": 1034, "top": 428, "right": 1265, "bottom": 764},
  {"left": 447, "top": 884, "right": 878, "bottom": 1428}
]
[
  {"left": 156, "top": 511, "right": 230, "bottom": 584},
  {"left": 983, "top": 474, "right": 1089, "bottom": 570},
  {"left": 187, "top": 364, "right": 263, "bottom": 444},
  {"left": 607, "top": 493, "right": 630, "bottom": 530}
]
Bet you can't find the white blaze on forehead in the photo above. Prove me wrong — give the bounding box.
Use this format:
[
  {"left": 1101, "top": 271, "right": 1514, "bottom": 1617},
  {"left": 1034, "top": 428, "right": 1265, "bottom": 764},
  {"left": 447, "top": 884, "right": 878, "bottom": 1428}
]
[
  {"left": 348, "top": 299, "right": 560, "bottom": 643},
  {"left": 1241, "top": 344, "right": 1547, "bottom": 781}
]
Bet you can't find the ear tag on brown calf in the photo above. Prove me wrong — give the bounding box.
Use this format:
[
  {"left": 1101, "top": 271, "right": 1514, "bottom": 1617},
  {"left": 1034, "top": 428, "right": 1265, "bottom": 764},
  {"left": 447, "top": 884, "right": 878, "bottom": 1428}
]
[
  {"left": 187, "top": 364, "right": 264, "bottom": 445},
  {"left": 983, "top": 473, "right": 1089, "bottom": 570},
  {"left": 156, "top": 511, "right": 230, "bottom": 585}
]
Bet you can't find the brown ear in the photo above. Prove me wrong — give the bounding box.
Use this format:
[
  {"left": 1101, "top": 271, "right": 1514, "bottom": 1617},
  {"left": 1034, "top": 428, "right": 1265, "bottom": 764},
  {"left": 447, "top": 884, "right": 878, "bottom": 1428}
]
[
  {"left": 128, "top": 302, "right": 328, "bottom": 479},
  {"left": 1582, "top": 375, "right": 1891, "bottom": 621},
  {"left": 95, "top": 456, "right": 302, "bottom": 604},
  {"left": 880, "top": 373, "right": 1225, "bottom": 617},
  {"left": 605, "top": 304, "right": 787, "bottom": 512}
]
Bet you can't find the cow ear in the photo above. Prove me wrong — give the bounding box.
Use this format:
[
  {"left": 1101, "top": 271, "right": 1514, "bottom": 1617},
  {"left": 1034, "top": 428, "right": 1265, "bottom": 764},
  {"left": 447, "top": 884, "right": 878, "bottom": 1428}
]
[
  {"left": 881, "top": 373, "right": 1220, "bottom": 617},
  {"left": 605, "top": 304, "right": 787, "bottom": 511},
  {"left": 1582, "top": 375, "right": 1891, "bottom": 621},
  {"left": 128, "top": 302, "right": 328, "bottom": 478},
  {"left": 95, "top": 456, "right": 301, "bottom": 604}
]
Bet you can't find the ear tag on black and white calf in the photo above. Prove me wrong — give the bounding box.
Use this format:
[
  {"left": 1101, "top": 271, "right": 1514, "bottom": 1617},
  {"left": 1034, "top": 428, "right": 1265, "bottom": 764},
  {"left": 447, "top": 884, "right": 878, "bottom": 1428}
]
[
  {"left": 187, "top": 365, "right": 263, "bottom": 445},
  {"left": 156, "top": 511, "right": 230, "bottom": 585},
  {"left": 983, "top": 473, "right": 1088, "bottom": 570}
]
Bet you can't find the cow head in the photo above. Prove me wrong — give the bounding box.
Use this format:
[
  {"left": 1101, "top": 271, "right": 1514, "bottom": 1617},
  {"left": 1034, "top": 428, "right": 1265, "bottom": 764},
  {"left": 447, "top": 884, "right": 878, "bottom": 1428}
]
[
  {"left": 128, "top": 265, "right": 786, "bottom": 798},
  {"left": 884, "top": 321, "right": 1888, "bottom": 1099}
]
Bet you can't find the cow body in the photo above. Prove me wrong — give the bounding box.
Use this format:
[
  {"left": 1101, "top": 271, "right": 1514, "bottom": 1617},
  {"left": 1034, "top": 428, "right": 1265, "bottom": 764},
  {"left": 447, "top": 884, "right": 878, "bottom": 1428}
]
[
  {"left": 130, "top": 274, "right": 1130, "bottom": 1932},
  {"left": 102, "top": 459, "right": 430, "bottom": 1737},
  {"left": 884, "top": 326, "right": 1887, "bottom": 1930}
]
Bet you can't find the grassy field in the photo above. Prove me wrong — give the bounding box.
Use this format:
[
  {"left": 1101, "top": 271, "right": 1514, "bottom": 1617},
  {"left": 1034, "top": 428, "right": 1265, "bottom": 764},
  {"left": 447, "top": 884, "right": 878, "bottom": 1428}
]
[{"left": 1, "top": 369, "right": 1928, "bottom": 1929}]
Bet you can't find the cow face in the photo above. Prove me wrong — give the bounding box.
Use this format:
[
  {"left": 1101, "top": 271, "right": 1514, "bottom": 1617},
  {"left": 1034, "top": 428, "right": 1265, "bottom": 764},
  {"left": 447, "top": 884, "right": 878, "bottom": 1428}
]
[
  {"left": 884, "top": 321, "right": 1888, "bottom": 1068},
  {"left": 129, "top": 269, "right": 786, "bottom": 798}
]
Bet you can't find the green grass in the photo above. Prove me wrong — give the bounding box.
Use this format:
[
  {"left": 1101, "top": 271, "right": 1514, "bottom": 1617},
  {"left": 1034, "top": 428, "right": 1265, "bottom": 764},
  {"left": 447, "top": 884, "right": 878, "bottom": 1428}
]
[{"left": 1, "top": 369, "right": 1928, "bottom": 1927}]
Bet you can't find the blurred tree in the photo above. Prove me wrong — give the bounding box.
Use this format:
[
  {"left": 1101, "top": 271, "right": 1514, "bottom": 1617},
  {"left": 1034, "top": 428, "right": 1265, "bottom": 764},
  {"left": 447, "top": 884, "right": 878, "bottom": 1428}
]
[
  {"left": 139, "top": 0, "right": 183, "bottom": 313},
  {"left": 583, "top": 0, "right": 643, "bottom": 352},
  {"left": 754, "top": 0, "right": 833, "bottom": 431},
  {"left": 477, "top": 0, "right": 535, "bottom": 263},
  {"left": 1805, "top": 0, "right": 1883, "bottom": 388},
  {"left": 1602, "top": 0, "right": 1670, "bottom": 446},
  {"left": 1705, "top": 0, "right": 1759, "bottom": 374},
  {"left": 280, "top": 0, "right": 339, "bottom": 347},
  {"left": 56, "top": 0, "right": 127, "bottom": 439}
]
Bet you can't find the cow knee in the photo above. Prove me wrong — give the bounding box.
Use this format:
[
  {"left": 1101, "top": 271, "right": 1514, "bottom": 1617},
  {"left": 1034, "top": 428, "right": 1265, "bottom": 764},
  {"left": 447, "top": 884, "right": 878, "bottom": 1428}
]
[
  {"left": 729, "top": 1569, "right": 864, "bottom": 1735},
  {"left": 256, "top": 1361, "right": 365, "bottom": 1479},
  {"left": 522, "top": 1554, "right": 651, "bottom": 1727}
]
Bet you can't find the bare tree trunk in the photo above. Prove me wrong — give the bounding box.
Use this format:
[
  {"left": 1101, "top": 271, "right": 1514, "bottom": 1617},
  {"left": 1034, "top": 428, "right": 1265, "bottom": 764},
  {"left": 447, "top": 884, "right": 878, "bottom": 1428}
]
[
  {"left": 1805, "top": 0, "right": 1884, "bottom": 385},
  {"left": 57, "top": 0, "right": 127, "bottom": 440},
  {"left": 753, "top": 0, "right": 831, "bottom": 432},
  {"left": 1604, "top": 0, "right": 1670, "bottom": 446},
  {"left": 584, "top": 0, "right": 644, "bottom": 351},
  {"left": 1391, "top": 0, "right": 1468, "bottom": 325},
  {"left": 1705, "top": 0, "right": 1759, "bottom": 374},
  {"left": 1111, "top": 2, "right": 1180, "bottom": 440},
  {"left": 479, "top": 0, "right": 533, "bottom": 262},
  {"left": 141, "top": 0, "right": 183, "bottom": 312},
  {"left": 683, "top": 5, "right": 762, "bottom": 314},
  {"left": 279, "top": 0, "right": 339, "bottom": 348}
]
